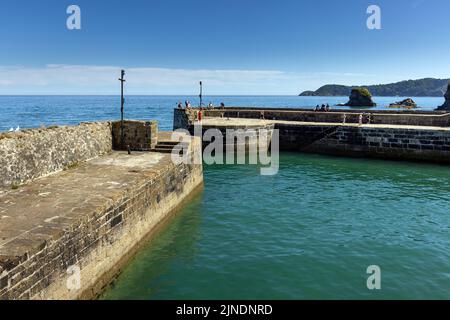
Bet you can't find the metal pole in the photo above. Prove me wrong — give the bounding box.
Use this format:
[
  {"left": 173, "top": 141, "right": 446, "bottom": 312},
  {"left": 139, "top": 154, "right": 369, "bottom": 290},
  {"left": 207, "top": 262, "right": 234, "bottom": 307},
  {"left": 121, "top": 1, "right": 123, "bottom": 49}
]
[
  {"left": 199, "top": 81, "right": 203, "bottom": 107},
  {"left": 119, "top": 70, "right": 126, "bottom": 147}
]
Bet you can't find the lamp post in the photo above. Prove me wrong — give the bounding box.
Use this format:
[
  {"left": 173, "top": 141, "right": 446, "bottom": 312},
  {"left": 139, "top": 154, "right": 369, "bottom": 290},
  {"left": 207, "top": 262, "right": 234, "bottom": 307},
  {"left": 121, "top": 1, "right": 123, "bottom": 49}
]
[
  {"left": 119, "top": 70, "right": 126, "bottom": 147},
  {"left": 199, "top": 81, "right": 203, "bottom": 108}
]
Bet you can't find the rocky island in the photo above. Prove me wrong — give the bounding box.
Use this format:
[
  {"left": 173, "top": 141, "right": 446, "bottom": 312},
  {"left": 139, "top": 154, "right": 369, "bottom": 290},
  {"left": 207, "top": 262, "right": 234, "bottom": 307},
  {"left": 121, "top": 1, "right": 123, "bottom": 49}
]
[
  {"left": 389, "top": 98, "right": 418, "bottom": 109},
  {"left": 338, "top": 88, "right": 376, "bottom": 107}
]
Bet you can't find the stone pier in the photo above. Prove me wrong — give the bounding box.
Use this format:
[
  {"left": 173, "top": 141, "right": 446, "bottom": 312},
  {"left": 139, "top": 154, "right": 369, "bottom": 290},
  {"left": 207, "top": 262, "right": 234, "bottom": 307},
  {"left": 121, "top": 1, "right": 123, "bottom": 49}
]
[
  {"left": 0, "top": 121, "right": 203, "bottom": 300},
  {"left": 174, "top": 108, "right": 450, "bottom": 164}
]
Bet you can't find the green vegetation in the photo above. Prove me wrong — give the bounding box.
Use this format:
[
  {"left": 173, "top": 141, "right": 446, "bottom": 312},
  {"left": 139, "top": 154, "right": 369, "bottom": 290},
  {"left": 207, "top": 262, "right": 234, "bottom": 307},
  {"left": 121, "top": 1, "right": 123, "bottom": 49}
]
[
  {"left": 299, "top": 78, "right": 450, "bottom": 97},
  {"left": 11, "top": 183, "right": 19, "bottom": 190},
  {"left": 352, "top": 87, "right": 372, "bottom": 98}
]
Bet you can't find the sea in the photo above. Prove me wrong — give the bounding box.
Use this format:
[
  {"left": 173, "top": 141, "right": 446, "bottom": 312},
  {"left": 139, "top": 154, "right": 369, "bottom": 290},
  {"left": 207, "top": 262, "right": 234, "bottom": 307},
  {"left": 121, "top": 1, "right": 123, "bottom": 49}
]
[{"left": 1, "top": 95, "right": 448, "bottom": 299}]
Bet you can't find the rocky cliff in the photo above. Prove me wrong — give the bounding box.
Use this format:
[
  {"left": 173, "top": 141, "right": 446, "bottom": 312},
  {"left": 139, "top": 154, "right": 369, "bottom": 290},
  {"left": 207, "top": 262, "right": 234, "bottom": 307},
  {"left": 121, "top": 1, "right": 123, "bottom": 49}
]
[{"left": 436, "top": 83, "right": 450, "bottom": 110}]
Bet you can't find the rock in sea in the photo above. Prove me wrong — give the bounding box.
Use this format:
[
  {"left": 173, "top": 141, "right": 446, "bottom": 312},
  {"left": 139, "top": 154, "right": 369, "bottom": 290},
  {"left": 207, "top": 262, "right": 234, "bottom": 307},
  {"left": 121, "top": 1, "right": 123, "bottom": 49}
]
[
  {"left": 342, "top": 88, "right": 376, "bottom": 107},
  {"left": 389, "top": 98, "right": 418, "bottom": 109},
  {"left": 436, "top": 83, "right": 450, "bottom": 111}
]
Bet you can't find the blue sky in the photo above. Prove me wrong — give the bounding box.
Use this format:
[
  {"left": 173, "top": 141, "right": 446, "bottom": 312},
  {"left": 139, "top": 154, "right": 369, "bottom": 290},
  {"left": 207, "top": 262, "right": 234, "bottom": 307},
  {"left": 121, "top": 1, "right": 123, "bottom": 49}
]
[{"left": 0, "top": 0, "right": 449, "bottom": 94}]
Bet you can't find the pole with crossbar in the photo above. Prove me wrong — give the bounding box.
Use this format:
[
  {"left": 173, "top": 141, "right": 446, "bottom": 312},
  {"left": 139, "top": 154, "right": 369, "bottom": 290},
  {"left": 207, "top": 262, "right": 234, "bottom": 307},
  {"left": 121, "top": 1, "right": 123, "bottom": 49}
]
[
  {"left": 199, "top": 81, "right": 203, "bottom": 107},
  {"left": 119, "top": 70, "right": 126, "bottom": 147}
]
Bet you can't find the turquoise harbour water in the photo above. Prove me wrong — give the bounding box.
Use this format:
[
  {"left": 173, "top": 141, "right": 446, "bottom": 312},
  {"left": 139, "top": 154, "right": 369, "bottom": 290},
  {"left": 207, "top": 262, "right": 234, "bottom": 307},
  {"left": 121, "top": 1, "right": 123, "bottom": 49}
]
[
  {"left": 101, "top": 154, "right": 450, "bottom": 300},
  {"left": 1, "top": 96, "right": 449, "bottom": 299}
]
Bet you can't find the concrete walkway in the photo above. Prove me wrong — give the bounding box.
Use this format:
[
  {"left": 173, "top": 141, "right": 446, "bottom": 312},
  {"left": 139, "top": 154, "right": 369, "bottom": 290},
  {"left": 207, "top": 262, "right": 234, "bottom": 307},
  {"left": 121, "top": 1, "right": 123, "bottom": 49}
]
[
  {"left": 0, "top": 151, "right": 171, "bottom": 264},
  {"left": 200, "top": 117, "right": 450, "bottom": 131}
]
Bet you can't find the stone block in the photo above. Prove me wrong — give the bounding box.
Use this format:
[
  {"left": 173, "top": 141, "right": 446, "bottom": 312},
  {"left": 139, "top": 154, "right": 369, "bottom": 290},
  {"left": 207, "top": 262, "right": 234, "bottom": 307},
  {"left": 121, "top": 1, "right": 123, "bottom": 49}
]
[{"left": 112, "top": 120, "right": 158, "bottom": 151}]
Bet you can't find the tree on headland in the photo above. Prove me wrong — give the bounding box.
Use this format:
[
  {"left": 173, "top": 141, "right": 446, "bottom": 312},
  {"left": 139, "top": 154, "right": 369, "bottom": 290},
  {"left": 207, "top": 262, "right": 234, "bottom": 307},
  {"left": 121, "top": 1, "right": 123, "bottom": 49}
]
[{"left": 299, "top": 78, "right": 450, "bottom": 97}]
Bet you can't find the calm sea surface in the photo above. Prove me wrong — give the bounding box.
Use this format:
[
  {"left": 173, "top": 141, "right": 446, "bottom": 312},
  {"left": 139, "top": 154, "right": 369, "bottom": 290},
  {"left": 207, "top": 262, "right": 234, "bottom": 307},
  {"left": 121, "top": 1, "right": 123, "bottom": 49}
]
[
  {"left": 1, "top": 96, "right": 449, "bottom": 299},
  {"left": 0, "top": 95, "right": 444, "bottom": 132}
]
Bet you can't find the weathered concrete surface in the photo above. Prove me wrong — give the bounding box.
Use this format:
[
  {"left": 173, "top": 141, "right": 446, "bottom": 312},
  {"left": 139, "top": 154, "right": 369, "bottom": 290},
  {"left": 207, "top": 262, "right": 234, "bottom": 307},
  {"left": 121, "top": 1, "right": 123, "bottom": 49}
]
[
  {"left": 0, "top": 132, "right": 203, "bottom": 300},
  {"left": 0, "top": 122, "right": 112, "bottom": 189},
  {"left": 200, "top": 117, "right": 273, "bottom": 128}
]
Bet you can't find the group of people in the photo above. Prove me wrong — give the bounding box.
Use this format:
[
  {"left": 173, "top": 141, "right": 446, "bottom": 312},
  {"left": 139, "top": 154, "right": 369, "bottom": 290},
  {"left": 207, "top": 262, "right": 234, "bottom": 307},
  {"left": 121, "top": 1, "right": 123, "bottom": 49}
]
[
  {"left": 177, "top": 101, "right": 226, "bottom": 110},
  {"left": 178, "top": 101, "right": 191, "bottom": 109},
  {"left": 315, "top": 104, "right": 331, "bottom": 112}
]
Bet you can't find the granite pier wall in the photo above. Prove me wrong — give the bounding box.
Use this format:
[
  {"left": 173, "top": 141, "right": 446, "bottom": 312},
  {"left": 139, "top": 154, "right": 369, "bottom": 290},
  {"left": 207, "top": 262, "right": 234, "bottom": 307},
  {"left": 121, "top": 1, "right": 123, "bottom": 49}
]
[
  {"left": 277, "top": 123, "right": 450, "bottom": 163},
  {"left": 201, "top": 108, "right": 450, "bottom": 127},
  {"left": 174, "top": 108, "right": 450, "bottom": 163},
  {"left": 0, "top": 122, "right": 112, "bottom": 188},
  {"left": 0, "top": 121, "right": 203, "bottom": 300}
]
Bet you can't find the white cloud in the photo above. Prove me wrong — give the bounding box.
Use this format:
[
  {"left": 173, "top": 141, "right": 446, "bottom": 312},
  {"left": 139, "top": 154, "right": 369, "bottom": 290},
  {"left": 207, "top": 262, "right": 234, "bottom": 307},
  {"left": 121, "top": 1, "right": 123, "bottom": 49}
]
[{"left": 0, "top": 64, "right": 381, "bottom": 95}]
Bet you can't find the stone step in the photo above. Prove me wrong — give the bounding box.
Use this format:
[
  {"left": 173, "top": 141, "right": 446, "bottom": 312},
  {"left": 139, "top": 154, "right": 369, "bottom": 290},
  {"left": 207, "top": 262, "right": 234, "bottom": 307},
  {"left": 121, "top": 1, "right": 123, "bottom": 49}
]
[
  {"left": 154, "top": 144, "right": 175, "bottom": 149},
  {"left": 157, "top": 140, "right": 185, "bottom": 146},
  {"left": 151, "top": 147, "right": 185, "bottom": 154},
  {"left": 151, "top": 148, "right": 174, "bottom": 153}
]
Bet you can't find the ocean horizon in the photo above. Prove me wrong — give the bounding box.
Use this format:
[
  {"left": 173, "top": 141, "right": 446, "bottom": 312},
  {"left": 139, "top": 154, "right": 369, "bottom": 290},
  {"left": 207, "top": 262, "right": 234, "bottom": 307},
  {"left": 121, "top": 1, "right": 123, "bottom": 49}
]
[{"left": 0, "top": 95, "right": 445, "bottom": 132}]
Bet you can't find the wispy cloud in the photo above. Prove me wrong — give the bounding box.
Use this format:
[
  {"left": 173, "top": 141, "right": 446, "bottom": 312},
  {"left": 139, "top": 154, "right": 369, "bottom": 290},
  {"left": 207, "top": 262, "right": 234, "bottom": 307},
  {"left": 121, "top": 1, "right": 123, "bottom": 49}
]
[{"left": 0, "top": 64, "right": 381, "bottom": 95}]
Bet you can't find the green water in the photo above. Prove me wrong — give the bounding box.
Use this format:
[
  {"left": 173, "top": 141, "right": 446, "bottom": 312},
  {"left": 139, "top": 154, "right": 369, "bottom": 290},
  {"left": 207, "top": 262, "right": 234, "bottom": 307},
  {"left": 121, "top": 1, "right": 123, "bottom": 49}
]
[{"left": 101, "top": 153, "right": 450, "bottom": 300}]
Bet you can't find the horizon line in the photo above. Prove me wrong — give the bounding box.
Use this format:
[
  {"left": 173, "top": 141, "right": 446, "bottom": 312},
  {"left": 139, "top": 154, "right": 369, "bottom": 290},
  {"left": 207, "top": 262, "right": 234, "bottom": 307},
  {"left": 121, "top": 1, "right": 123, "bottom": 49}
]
[{"left": 0, "top": 94, "right": 444, "bottom": 98}]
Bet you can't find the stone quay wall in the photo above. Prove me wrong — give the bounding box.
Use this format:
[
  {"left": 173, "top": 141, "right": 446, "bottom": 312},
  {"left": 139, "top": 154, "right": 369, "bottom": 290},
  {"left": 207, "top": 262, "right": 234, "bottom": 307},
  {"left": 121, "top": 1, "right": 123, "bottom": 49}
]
[
  {"left": 200, "top": 108, "right": 450, "bottom": 127},
  {"left": 277, "top": 123, "right": 450, "bottom": 163},
  {"left": 174, "top": 108, "right": 197, "bottom": 131},
  {"left": 174, "top": 108, "right": 450, "bottom": 163},
  {"left": 174, "top": 110, "right": 274, "bottom": 153},
  {"left": 0, "top": 120, "right": 161, "bottom": 189},
  {"left": 200, "top": 123, "right": 275, "bottom": 154},
  {"left": 0, "top": 120, "right": 204, "bottom": 300},
  {"left": 112, "top": 120, "right": 158, "bottom": 151},
  {"left": 0, "top": 148, "right": 203, "bottom": 300},
  {"left": 0, "top": 122, "right": 113, "bottom": 189}
]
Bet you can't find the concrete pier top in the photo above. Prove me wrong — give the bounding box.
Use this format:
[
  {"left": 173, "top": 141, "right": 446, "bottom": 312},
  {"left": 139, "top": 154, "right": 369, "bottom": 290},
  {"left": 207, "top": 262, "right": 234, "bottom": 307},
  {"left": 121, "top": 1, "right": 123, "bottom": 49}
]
[
  {"left": 200, "top": 117, "right": 274, "bottom": 128},
  {"left": 183, "top": 107, "right": 450, "bottom": 128},
  {"left": 201, "top": 116, "right": 450, "bottom": 131},
  {"left": 0, "top": 130, "right": 197, "bottom": 273},
  {"left": 1, "top": 121, "right": 204, "bottom": 300},
  {"left": 0, "top": 151, "right": 168, "bottom": 265}
]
